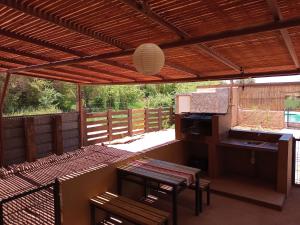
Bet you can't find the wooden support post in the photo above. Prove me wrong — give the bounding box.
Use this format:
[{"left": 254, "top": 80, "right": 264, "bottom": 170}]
[
  {"left": 144, "top": 108, "right": 149, "bottom": 133},
  {"left": 52, "top": 115, "right": 63, "bottom": 155},
  {"left": 158, "top": 107, "right": 162, "bottom": 130},
  {"left": 77, "top": 84, "right": 85, "bottom": 147},
  {"left": 108, "top": 109, "right": 113, "bottom": 141},
  {"left": 128, "top": 109, "right": 133, "bottom": 136},
  {"left": 169, "top": 106, "right": 174, "bottom": 125},
  {"left": 24, "top": 117, "right": 36, "bottom": 162},
  {"left": 0, "top": 73, "right": 10, "bottom": 166},
  {"left": 277, "top": 134, "right": 293, "bottom": 195}
]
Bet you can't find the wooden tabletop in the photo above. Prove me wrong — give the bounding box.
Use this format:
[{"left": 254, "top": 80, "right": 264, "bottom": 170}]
[{"left": 118, "top": 158, "right": 200, "bottom": 186}]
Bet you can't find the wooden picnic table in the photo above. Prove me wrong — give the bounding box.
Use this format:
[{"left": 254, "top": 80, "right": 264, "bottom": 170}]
[{"left": 117, "top": 158, "right": 201, "bottom": 225}]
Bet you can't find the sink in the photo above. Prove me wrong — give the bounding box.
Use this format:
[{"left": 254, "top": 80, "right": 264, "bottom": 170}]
[{"left": 245, "top": 140, "right": 264, "bottom": 146}]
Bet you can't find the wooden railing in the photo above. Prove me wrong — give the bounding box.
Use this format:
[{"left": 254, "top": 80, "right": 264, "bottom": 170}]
[{"left": 84, "top": 107, "right": 174, "bottom": 146}]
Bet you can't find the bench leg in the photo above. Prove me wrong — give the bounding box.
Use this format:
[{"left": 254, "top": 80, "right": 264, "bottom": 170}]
[
  {"left": 90, "top": 205, "right": 96, "bottom": 225},
  {"left": 195, "top": 174, "right": 200, "bottom": 215},
  {"left": 207, "top": 186, "right": 210, "bottom": 206},
  {"left": 144, "top": 178, "right": 148, "bottom": 198},
  {"left": 199, "top": 190, "right": 203, "bottom": 213},
  {"left": 117, "top": 171, "right": 123, "bottom": 195}
]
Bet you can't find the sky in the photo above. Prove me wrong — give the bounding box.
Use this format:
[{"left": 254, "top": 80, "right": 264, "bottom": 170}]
[{"left": 254, "top": 75, "right": 300, "bottom": 83}]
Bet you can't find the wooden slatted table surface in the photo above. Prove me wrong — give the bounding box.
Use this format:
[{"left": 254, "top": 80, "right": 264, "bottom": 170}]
[
  {"left": 90, "top": 192, "right": 169, "bottom": 225},
  {"left": 117, "top": 158, "right": 201, "bottom": 225}
]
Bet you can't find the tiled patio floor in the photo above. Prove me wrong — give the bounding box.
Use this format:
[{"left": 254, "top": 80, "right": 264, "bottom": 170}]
[{"left": 151, "top": 187, "right": 300, "bottom": 225}]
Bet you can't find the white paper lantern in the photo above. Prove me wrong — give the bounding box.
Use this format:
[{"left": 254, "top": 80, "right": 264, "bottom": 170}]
[{"left": 133, "top": 43, "right": 165, "bottom": 75}]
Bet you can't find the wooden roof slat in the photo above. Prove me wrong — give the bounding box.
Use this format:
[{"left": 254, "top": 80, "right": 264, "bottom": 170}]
[
  {"left": 0, "top": 14, "right": 145, "bottom": 81},
  {"left": 0, "top": 37, "right": 138, "bottom": 82},
  {"left": 7, "top": 16, "right": 300, "bottom": 74},
  {"left": 266, "top": 0, "right": 300, "bottom": 68},
  {"left": 0, "top": 1, "right": 206, "bottom": 79},
  {"left": 0, "top": 0, "right": 130, "bottom": 50},
  {"left": 0, "top": 54, "right": 112, "bottom": 83},
  {"left": 119, "top": 0, "right": 242, "bottom": 72},
  {"left": 15, "top": 71, "right": 91, "bottom": 84},
  {"left": 87, "top": 68, "right": 300, "bottom": 85}
]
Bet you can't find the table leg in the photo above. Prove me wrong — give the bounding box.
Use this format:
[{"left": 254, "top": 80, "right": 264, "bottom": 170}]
[
  {"left": 144, "top": 178, "right": 148, "bottom": 198},
  {"left": 117, "top": 171, "right": 123, "bottom": 195},
  {"left": 90, "top": 205, "right": 95, "bottom": 225},
  {"left": 195, "top": 174, "right": 200, "bottom": 215},
  {"left": 172, "top": 186, "right": 178, "bottom": 225}
]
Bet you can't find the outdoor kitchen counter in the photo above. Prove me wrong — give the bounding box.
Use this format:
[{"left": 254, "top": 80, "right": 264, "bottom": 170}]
[{"left": 218, "top": 138, "right": 278, "bottom": 152}]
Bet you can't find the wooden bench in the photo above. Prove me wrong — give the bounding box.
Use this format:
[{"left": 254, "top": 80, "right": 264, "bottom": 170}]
[
  {"left": 159, "top": 178, "right": 211, "bottom": 212},
  {"left": 190, "top": 178, "right": 211, "bottom": 208},
  {"left": 90, "top": 192, "right": 169, "bottom": 225}
]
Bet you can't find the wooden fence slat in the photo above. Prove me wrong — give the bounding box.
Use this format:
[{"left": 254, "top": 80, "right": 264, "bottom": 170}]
[
  {"left": 86, "top": 125, "right": 108, "bottom": 133},
  {"left": 108, "top": 109, "right": 112, "bottom": 141},
  {"left": 133, "top": 124, "right": 145, "bottom": 130},
  {"left": 148, "top": 118, "right": 158, "bottom": 123},
  {"left": 158, "top": 107, "right": 162, "bottom": 130},
  {"left": 87, "top": 132, "right": 108, "bottom": 139},
  {"left": 111, "top": 110, "right": 128, "bottom": 115},
  {"left": 86, "top": 112, "right": 107, "bottom": 118},
  {"left": 128, "top": 109, "right": 133, "bottom": 136},
  {"left": 132, "top": 130, "right": 145, "bottom": 135},
  {"left": 24, "top": 117, "right": 36, "bottom": 162},
  {"left": 82, "top": 107, "right": 173, "bottom": 145},
  {"left": 111, "top": 117, "right": 128, "bottom": 122},
  {"left": 86, "top": 120, "right": 107, "bottom": 126},
  {"left": 88, "top": 137, "right": 109, "bottom": 145},
  {"left": 144, "top": 108, "right": 149, "bottom": 133},
  {"left": 112, "top": 127, "right": 129, "bottom": 133},
  {"left": 112, "top": 133, "right": 129, "bottom": 140},
  {"left": 52, "top": 115, "right": 63, "bottom": 155},
  {"left": 112, "top": 121, "right": 128, "bottom": 127},
  {"left": 132, "top": 109, "right": 145, "bottom": 113}
]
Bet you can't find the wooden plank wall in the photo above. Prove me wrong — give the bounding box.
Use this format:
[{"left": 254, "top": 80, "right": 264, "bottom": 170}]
[
  {"left": 2, "top": 112, "right": 80, "bottom": 166},
  {"left": 62, "top": 113, "right": 80, "bottom": 152},
  {"left": 85, "top": 107, "right": 173, "bottom": 146}
]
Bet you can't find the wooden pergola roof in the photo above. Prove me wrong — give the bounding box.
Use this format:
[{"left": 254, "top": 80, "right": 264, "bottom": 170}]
[{"left": 0, "top": 0, "right": 299, "bottom": 84}]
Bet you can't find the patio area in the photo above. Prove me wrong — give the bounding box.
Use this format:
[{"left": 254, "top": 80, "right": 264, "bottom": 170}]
[{"left": 0, "top": 0, "right": 300, "bottom": 225}]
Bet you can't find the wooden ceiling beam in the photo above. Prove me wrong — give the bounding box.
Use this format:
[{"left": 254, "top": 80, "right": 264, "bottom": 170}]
[
  {"left": 0, "top": 56, "right": 111, "bottom": 83},
  {"left": 0, "top": 46, "right": 137, "bottom": 82},
  {"left": 0, "top": 1, "right": 164, "bottom": 80},
  {"left": 0, "top": 27, "right": 141, "bottom": 81},
  {"left": 0, "top": 0, "right": 196, "bottom": 80},
  {"left": 266, "top": 0, "right": 299, "bottom": 68},
  {"left": 0, "top": 28, "right": 85, "bottom": 56},
  {"left": 86, "top": 69, "right": 300, "bottom": 85},
  {"left": 14, "top": 72, "right": 90, "bottom": 84},
  {"left": 6, "top": 16, "right": 300, "bottom": 73},
  {"left": 119, "top": 0, "right": 241, "bottom": 72},
  {"left": 0, "top": 1, "right": 196, "bottom": 80},
  {"left": 0, "top": 0, "right": 130, "bottom": 50}
]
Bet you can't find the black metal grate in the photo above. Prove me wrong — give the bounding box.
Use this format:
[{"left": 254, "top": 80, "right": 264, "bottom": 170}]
[{"left": 295, "top": 139, "right": 300, "bottom": 185}]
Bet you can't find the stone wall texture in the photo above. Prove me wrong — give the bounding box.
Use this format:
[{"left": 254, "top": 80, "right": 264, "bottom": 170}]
[{"left": 238, "top": 109, "right": 285, "bottom": 129}]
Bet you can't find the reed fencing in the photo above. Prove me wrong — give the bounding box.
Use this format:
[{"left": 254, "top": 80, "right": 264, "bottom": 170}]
[{"left": 238, "top": 83, "right": 300, "bottom": 111}]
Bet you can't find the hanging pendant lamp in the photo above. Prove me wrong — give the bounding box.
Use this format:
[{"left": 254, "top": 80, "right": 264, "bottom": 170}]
[{"left": 133, "top": 43, "right": 165, "bottom": 75}]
